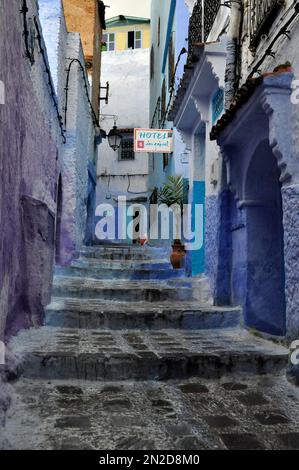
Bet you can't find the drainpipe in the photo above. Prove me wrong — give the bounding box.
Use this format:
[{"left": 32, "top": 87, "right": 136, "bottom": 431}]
[{"left": 225, "top": 0, "right": 243, "bottom": 109}]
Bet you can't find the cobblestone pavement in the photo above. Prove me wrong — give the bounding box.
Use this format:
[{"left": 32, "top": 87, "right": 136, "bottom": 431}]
[{"left": 2, "top": 374, "right": 299, "bottom": 450}]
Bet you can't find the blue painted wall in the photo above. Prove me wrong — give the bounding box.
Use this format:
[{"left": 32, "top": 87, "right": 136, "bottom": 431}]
[
  {"left": 185, "top": 181, "right": 205, "bottom": 276},
  {"left": 214, "top": 190, "right": 233, "bottom": 306},
  {"left": 205, "top": 194, "right": 219, "bottom": 289}
]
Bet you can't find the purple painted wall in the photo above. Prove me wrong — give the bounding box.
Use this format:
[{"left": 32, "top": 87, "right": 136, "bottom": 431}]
[{"left": 0, "top": 0, "right": 61, "bottom": 338}]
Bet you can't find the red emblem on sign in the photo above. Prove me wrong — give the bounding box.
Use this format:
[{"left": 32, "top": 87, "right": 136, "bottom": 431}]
[{"left": 137, "top": 141, "right": 145, "bottom": 149}]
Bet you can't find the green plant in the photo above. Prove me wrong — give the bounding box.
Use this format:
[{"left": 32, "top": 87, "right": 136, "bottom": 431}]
[
  {"left": 158, "top": 175, "right": 184, "bottom": 243},
  {"left": 158, "top": 175, "right": 184, "bottom": 207}
]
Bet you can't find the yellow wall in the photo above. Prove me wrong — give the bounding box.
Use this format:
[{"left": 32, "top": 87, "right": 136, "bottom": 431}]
[
  {"left": 63, "top": 0, "right": 96, "bottom": 59},
  {"left": 105, "top": 23, "right": 150, "bottom": 51}
]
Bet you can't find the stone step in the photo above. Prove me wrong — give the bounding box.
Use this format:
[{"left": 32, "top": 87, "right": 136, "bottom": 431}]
[
  {"left": 81, "top": 253, "right": 162, "bottom": 261},
  {"left": 80, "top": 247, "right": 169, "bottom": 261},
  {"left": 45, "top": 298, "right": 241, "bottom": 330},
  {"left": 81, "top": 246, "right": 167, "bottom": 255},
  {"left": 11, "top": 327, "right": 289, "bottom": 382},
  {"left": 52, "top": 277, "right": 206, "bottom": 302},
  {"left": 54, "top": 264, "right": 185, "bottom": 281},
  {"left": 74, "top": 258, "right": 173, "bottom": 270}
]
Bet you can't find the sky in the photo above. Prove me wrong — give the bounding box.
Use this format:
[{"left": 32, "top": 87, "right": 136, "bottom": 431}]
[{"left": 105, "top": 0, "right": 151, "bottom": 20}]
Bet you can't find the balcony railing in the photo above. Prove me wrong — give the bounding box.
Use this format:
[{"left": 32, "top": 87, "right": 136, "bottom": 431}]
[
  {"left": 249, "top": 0, "right": 284, "bottom": 49},
  {"left": 204, "top": 0, "right": 221, "bottom": 40},
  {"left": 188, "top": 0, "right": 221, "bottom": 62}
]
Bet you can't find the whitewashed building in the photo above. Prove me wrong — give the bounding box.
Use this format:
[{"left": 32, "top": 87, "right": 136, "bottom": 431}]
[{"left": 96, "top": 16, "right": 151, "bottom": 243}]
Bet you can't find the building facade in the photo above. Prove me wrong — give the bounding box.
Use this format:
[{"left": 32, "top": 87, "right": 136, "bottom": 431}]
[
  {"left": 149, "top": 0, "right": 190, "bottom": 248},
  {"left": 0, "top": 0, "right": 62, "bottom": 338},
  {"left": 153, "top": 0, "right": 299, "bottom": 343},
  {"left": 169, "top": 1, "right": 228, "bottom": 277},
  {"left": 39, "top": 0, "right": 105, "bottom": 255},
  {"left": 0, "top": 0, "right": 105, "bottom": 340},
  {"left": 211, "top": 0, "right": 299, "bottom": 341},
  {"left": 102, "top": 15, "right": 150, "bottom": 52},
  {"left": 96, "top": 16, "right": 150, "bottom": 243},
  {"left": 62, "top": 0, "right": 106, "bottom": 114}
]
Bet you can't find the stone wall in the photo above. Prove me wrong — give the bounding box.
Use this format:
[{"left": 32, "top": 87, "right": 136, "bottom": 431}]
[
  {"left": 237, "top": 5, "right": 299, "bottom": 338},
  {"left": 39, "top": 0, "right": 98, "bottom": 264},
  {"left": 282, "top": 185, "right": 299, "bottom": 340},
  {"left": 0, "top": 378, "right": 11, "bottom": 448},
  {"left": 0, "top": 0, "right": 62, "bottom": 338},
  {"left": 205, "top": 195, "right": 218, "bottom": 290},
  {"left": 60, "top": 34, "right": 96, "bottom": 263},
  {"left": 0, "top": 0, "right": 98, "bottom": 339}
]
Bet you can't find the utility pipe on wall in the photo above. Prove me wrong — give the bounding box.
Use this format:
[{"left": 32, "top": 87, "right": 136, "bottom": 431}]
[{"left": 224, "top": 0, "right": 243, "bottom": 109}]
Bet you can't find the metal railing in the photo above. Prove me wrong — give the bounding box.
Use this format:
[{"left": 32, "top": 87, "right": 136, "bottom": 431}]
[
  {"left": 188, "top": 0, "right": 203, "bottom": 61},
  {"left": 204, "top": 0, "right": 221, "bottom": 40},
  {"left": 187, "top": 0, "right": 221, "bottom": 61},
  {"left": 249, "top": 0, "right": 284, "bottom": 49}
]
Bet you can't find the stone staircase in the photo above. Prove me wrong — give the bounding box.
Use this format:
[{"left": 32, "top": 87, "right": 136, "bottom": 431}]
[{"left": 10, "top": 244, "right": 289, "bottom": 382}]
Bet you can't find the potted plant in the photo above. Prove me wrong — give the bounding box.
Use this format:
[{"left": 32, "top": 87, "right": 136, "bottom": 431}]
[
  {"left": 263, "top": 61, "right": 293, "bottom": 78},
  {"left": 158, "top": 175, "right": 186, "bottom": 269}
]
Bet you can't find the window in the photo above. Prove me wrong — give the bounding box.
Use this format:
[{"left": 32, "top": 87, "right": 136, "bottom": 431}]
[
  {"left": 135, "top": 31, "right": 142, "bottom": 49},
  {"left": 119, "top": 134, "right": 135, "bottom": 161},
  {"left": 212, "top": 88, "right": 224, "bottom": 124},
  {"left": 102, "top": 33, "right": 115, "bottom": 51},
  {"left": 128, "top": 31, "right": 142, "bottom": 49}
]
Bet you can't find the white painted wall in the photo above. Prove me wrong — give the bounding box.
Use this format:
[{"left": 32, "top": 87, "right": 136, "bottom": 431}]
[
  {"left": 63, "top": 33, "right": 96, "bottom": 254},
  {"left": 149, "top": 0, "right": 190, "bottom": 193},
  {"left": 97, "top": 48, "right": 150, "bottom": 207},
  {"left": 184, "top": 0, "right": 197, "bottom": 16},
  {"left": 39, "top": 0, "right": 97, "bottom": 261}
]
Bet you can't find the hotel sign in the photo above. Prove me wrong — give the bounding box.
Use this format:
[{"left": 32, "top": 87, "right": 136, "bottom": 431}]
[{"left": 134, "top": 128, "right": 173, "bottom": 154}]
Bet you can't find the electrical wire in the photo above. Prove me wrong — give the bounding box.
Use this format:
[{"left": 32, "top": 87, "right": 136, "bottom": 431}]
[
  {"left": 150, "top": 97, "right": 161, "bottom": 128},
  {"left": 162, "top": 47, "right": 188, "bottom": 128},
  {"left": 20, "top": 1, "right": 34, "bottom": 65},
  {"left": 31, "top": 13, "right": 66, "bottom": 143},
  {"left": 20, "top": 1, "right": 66, "bottom": 142},
  {"left": 127, "top": 175, "right": 149, "bottom": 195},
  {"left": 249, "top": 2, "right": 299, "bottom": 77},
  {"left": 150, "top": 48, "right": 187, "bottom": 129},
  {"left": 64, "top": 58, "right": 100, "bottom": 128}
]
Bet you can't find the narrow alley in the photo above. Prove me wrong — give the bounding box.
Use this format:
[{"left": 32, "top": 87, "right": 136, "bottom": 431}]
[
  {"left": 1, "top": 0, "right": 299, "bottom": 454},
  {"left": 3, "top": 243, "right": 299, "bottom": 450}
]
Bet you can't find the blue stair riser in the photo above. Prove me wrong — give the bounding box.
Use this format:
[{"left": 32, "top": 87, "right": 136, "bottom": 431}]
[{"left": 54, "top": 266, "right": 185, "bottom": 280}]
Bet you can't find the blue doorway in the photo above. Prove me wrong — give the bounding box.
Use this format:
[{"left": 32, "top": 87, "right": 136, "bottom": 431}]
[{"left": 244, "top": 140, "right": 286, "bottom": 335}]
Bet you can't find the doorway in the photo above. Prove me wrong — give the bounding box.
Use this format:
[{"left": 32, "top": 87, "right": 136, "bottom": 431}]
[
  {"left": 244, "top": 139, "right": 286, "bottom": 335},
  {"left": 55, "top": 175, "right": 63, "bottom": 264}
]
